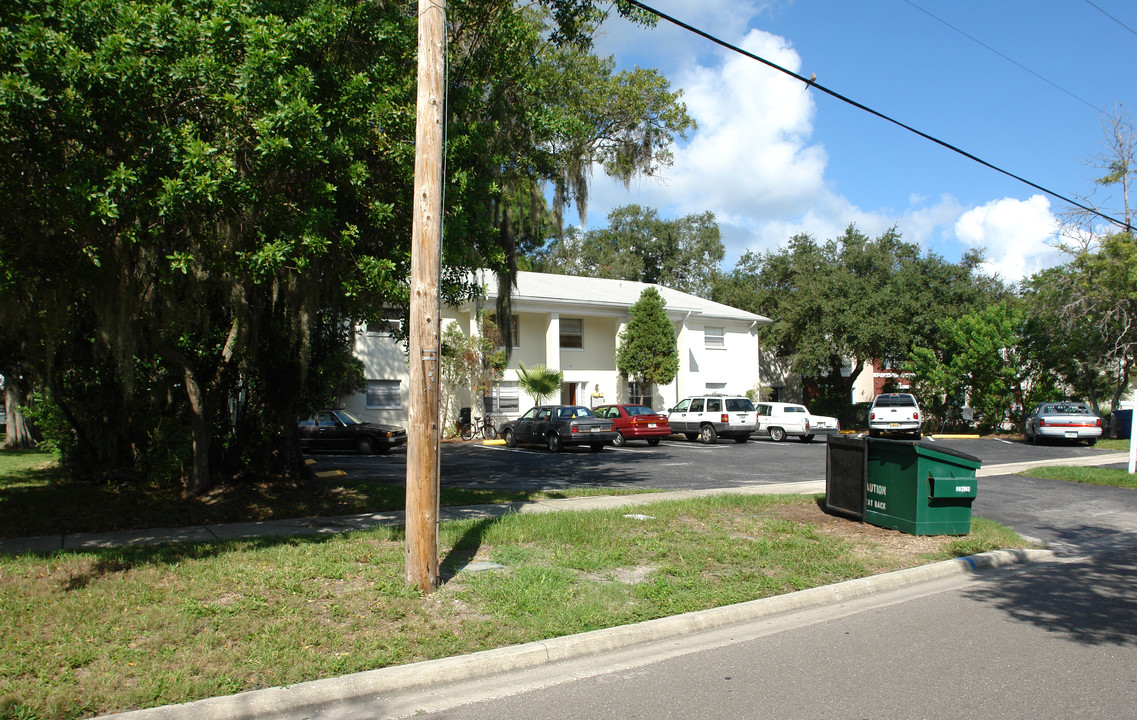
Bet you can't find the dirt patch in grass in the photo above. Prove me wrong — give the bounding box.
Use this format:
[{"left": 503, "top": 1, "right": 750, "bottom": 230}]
[{"left": 771, "top": 501, "right": 956, "bottom": 564}]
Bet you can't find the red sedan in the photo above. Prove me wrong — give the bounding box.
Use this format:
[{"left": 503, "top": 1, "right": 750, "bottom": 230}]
[{"left": 593, "top": 404, "right": 672, "bottom": 447}]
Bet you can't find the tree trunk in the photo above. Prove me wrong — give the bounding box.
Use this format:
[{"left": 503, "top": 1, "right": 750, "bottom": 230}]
[
  {"left": 182, "top": 367, "right": 214, "bottom": 497},
  {"left": 2, "top": 374, "right": 36, "bottom": 449}
]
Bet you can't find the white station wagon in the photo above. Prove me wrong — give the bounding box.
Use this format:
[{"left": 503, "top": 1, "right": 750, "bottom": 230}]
[{"left": 754, "top": 402, "right": 840, "bottom": 442}]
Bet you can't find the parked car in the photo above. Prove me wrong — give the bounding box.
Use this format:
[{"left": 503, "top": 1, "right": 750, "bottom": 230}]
[
  {"left": 868, "top": 393, "right": 923, "bottom": 439},
  {"left": 754, "top": 402, "right": 840, "bottom": 442},
  {"left": 668, "top": 396, "right": 756, "bottom": 444},
  {"left": 298, "top": 410, "right": 407, "bottom": 454},
  {"left": 499, "top": 405, "right": 618, "bottom": 452},
  {"left": 593, "top": 404, "right": 671, "bottom": 446},
  {"left": 1023, "top": 401, "right": 1103, "bottom": 445}
]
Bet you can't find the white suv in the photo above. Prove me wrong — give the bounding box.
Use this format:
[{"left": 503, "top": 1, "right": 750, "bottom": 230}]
[
  {"left": 668, "top": 396, "right": 757, "bottom": 444},
  {"left": 868, "top": 393, "right": 923, "bottom": 439}
]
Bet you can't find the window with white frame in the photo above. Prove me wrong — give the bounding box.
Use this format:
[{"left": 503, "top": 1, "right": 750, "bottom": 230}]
[
  {"left": 705, "top": 382, "right": 727, "bottom": 394},
  {"left": 704, "top": 326, "right": 724, "bottom": 349},
  {"left": 560, "top": 318, "right": 583, "bottom": 349},
  {"left": 366, "top": 308, "right": 403, "bottom": 336},
  {"left": 486, "top": 381, "right": 520, "bottom": 413},
  {"left": 366, "top": 380, "right": 401, "bottom": 409}
]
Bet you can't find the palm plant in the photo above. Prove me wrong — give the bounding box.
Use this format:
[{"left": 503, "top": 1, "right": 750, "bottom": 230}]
[{"left": 516, "top": 362, "right": 563, "bottom": 406}]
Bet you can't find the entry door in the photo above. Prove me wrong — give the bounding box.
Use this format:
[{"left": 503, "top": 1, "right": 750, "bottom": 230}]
[{"left": 561, "top": 382, "right": 579, "bottom": 405}]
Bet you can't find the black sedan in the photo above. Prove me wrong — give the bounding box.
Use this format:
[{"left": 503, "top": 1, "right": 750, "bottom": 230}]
[
  {"left": 298, "top": 410, "right": 407, "bottom": 454},
  {"left": 499, "top": 405, "right": 618, "bottom": 452}
]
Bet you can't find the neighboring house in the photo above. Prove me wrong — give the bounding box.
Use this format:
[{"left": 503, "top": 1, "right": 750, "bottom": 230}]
[
  {"left": 343, "top": 270, "right": 772, "bottom": 427},
  {"left": 757, "top": 355, "right": 886, "bottom": 406}
]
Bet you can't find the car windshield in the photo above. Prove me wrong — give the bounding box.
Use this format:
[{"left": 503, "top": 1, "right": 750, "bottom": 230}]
[
  {"left": 624, "top": 405, "right": 654, "bottom": 416},
  {"left": 725, "top": 398, "right": 754, "bottom": 412},
  {"left": 335, "top": 410, "right": 364, "bottom": 425}
]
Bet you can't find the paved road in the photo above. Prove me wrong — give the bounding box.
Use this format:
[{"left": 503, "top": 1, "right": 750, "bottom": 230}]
[
  {"left": 389, "top": 547, "right": 1137, "bottom": 720},
  {"left": 290, "top": 439, "right": 1137, "bottom": 720},
  {"left": 309, "top": 436, "right": 1115, "bottom": 494}
]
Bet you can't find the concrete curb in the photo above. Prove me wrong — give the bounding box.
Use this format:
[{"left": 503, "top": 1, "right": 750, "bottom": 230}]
[{"left": 101, "top": 547, "right": 1055, "bottom": 720}]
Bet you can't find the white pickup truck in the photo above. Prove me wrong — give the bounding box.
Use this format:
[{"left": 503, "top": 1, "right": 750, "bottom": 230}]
[
  {"left": 668, "top": 396, "right": 757, "bottom": 444},
  {"left": 754, "top": 402, "right": 841, "bottom": 442}
]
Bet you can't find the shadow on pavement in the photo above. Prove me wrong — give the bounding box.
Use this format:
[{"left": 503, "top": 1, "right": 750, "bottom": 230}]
[{"left": 963, "top": 527, "right": 1137, "bottom": 647}]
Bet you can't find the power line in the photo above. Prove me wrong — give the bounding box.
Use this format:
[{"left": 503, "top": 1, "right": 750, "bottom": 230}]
[
  {"left": 1084, "top": 0, "right": 1137, "bottom": 38},
  {"left": 621, "top": 0, "right": 1132, "bottom": 233},
  {"left": 901, "top": 0, "right": 1101, "bottom": 114}
]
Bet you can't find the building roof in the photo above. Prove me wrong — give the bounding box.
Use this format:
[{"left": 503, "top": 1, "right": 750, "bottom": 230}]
[{"left": 476, "top": 270, "right": 771, "bottom": 324}]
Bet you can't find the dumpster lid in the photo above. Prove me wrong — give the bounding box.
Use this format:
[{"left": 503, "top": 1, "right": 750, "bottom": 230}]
[{"left": 868, "top": 437, "right": 982, "bottom": 468}]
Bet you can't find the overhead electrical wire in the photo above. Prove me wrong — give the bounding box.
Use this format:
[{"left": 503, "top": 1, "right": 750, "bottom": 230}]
[
  {"left": 621, "top": 0, "right": 1132, "bottom": 233},
  {"left": 902, "top": 0, "right": 1101, "bottom": 113},
  {"left": 1084, "top": 0, "right": 1137, "bottom": 38}
]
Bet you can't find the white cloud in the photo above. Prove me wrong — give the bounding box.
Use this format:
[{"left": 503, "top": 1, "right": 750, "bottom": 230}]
[{"left": 953, "top": 195, "right": 1063, "bottom": 281}]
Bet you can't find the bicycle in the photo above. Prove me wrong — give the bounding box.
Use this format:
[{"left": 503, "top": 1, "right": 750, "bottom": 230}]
[{"left": 460, "top": 415, "right": 498, "bottom": 441}]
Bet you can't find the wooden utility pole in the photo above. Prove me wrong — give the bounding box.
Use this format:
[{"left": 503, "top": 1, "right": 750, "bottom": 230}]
[{"left": 406, "top": 0, "right": 446, "bottom": 593}]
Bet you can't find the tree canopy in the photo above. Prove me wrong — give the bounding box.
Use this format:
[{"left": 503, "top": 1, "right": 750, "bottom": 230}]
[
  {"left": 0, "top": 0, "right": 691, "bottom": 493},
  {"left": 530, "top": 205, "right": 723, "bottom": 297},
  {"left": 615, "top": 287, "right": 679, "bottom": 399}
]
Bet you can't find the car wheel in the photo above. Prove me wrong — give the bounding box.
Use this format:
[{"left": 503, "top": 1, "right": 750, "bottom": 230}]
[
  {"left": 699, "top": 424, "right": 718, "bottom": 444},
  {"left": 547, "top": 432, "right": 563, "bottom": 453},
  {"left": 734, "top": 435, "right": 749, "bottom": 443},
  {"left": 504, "top": 428, "right": 517, "bottom": 448},
  {"left": 913, "top": 431, "right": 922, "bottom": 440},
  {"left": 590, "top": 443, "right": 604, "bottom": 452},
  {"left": 356, "top": 437, "right": 377, "bottom": 454},
  {"left": 1087, "top": 438, "right": 1098, "bottom": 446},
  {"left": 1029, "top": 428, "right": 1038, "bottom": 445},
  {"left": 799, "top": 434, "right": 814, "bottom": 443},
  {"left": 647, "top": 438, "right": 662, "bottom": 446},
  {"left": 684, "top": 432, "right": 699, "bottom": 441},
  {"left": 868, "top": 429, "right": 880, "bottom": 439},
  {"left": 769, "top": 427, "right": 786, "bottom": 442},
  {"left": 612, "top": 432, "right": 627, "bottom": 447}
]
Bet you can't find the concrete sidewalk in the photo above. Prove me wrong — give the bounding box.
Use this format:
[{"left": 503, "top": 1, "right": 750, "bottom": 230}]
[{"left": 3, "top": 453, "right": 1128, "bottom": 555}]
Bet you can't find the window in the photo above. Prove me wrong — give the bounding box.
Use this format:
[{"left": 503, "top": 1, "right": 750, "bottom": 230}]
[
  {"left": 486, "top": 381, "right": 519, "bottom": 413},
  {"left": 690, "top": 399, "right": 704, "bottom": 412},
  {"left": 560, "top": 318, "right": 583, "bottom": 349},
  {"left": 704, "top": 326, "right": 724, "bottom": 349},
  {"left": 628, "top": 381, "right": 647, "bottom": 405},
  {"left": 366, "top": 380, "right": 401, "bottom": 409},
  {"left": 672, "top": 399, "right": 690, "bottom": 413},
  {"left": 367, "top": 308, "right": 403, "bottom": 336},
  {"left": 707, "top": 398, "right": 722, "bottom": 412},
  {"left": 705, "top": 382, "right": 727, "bottom": 393}
]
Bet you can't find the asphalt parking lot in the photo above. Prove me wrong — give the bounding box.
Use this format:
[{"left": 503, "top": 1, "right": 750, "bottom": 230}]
[{"left": 305, "top": 435, "right": 1118, "bottom": 494}]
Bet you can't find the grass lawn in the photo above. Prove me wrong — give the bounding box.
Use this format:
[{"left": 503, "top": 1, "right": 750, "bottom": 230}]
[
  {"left": 1021, "top": 464, "right": 1137, "bottom": 488},
  {"left": 0, "top": 450, "right": 657, "bottom": 538},
  {"left": 0, "top": 491, "right": 1025, "bottom": 720}
]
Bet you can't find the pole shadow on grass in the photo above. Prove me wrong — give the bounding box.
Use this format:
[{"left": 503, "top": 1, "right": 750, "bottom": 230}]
[{"left": 439, "top": 516, "right": 502, "bottom": 583}]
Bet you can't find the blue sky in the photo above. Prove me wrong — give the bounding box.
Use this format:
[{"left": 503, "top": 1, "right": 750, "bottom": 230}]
[{"left": 575, "top": 0, "right": 1137, "bottom": 282}]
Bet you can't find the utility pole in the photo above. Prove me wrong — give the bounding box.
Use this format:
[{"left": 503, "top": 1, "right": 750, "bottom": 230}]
[{"left": 406, "top": 0, "right": 445, "bottom": 593}]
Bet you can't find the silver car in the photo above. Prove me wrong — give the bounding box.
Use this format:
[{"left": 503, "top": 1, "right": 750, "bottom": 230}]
[{"left": 1023, "top": 402, "right": 1103, "bottom": 446}]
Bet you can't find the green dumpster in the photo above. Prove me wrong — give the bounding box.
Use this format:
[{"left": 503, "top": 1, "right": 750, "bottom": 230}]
[{"left": 863, "top": 439, "right": 981, "bottom": 535}]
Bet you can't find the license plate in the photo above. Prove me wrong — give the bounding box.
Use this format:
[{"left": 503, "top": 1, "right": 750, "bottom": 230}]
[
  {"left": 889, "top": 423, "right": 899, "bottom": 427},
  {"left": 590, "top": 427, "right": 602, "bottom": 432},
  {"left": 647, "top": 423, "right": 657, "bottom": 428},
  {"left": 1065, "top": 430, "right": 1078, "bottom": 438}
]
